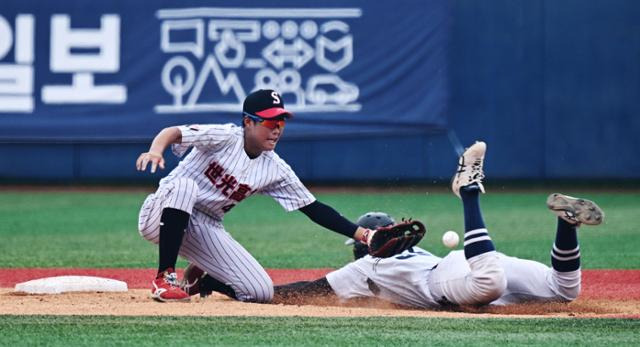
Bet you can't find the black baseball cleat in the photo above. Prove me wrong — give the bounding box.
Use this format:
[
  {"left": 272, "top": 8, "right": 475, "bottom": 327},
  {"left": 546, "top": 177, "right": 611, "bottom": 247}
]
[
  {"left": 180, "top": 263, "right": 237, "bottom": 299},
  {"left": 180, "top": 263, "right": 212, "bottom": 297},
  {"left": 546, "top": 193, "right": 604, "bottom": 226}
]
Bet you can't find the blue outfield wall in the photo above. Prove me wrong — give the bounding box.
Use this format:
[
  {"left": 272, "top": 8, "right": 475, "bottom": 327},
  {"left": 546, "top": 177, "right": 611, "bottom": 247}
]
[
  {"left": 0, "top": 135, "right": 457, "bottom": 182},
  {"left": 1, "top": 0, "right": 639, "bottom": 182},
  {"left": 449, "top": 0, "right": 640, "bottom": 180}
]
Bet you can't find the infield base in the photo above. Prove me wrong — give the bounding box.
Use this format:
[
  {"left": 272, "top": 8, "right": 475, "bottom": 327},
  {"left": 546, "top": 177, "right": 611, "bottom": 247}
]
[{"left": 14, "top": 276, "right": 128, "bottom": 294}]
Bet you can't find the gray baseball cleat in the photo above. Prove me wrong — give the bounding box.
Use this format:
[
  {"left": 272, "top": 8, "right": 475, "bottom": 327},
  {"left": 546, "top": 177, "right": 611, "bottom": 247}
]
[
  {"left": 451, "top": 141, "right": 486, "bottom": 198},
  {"left": 546, "top": 193, "right": 604, "bottom": 225}
]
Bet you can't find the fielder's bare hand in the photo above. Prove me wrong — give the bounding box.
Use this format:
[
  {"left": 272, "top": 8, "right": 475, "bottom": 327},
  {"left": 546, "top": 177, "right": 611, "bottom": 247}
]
[
  {"left": 136, "top": 127, "right": 182, "bottom": 174},
  {"left": 136, "top": 152, "right": 165, "bottom": 173}
]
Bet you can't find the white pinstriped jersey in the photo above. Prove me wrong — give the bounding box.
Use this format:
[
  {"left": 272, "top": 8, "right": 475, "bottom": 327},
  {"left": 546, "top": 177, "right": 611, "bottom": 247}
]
[{"left": 159, "top": 123, "right": 315, "bottom": 220}]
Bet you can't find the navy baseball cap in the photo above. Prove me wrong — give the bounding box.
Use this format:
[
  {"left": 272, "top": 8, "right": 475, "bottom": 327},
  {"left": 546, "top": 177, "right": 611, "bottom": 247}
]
[{"left": 243, "top": 89, "right": 293, "bottom": 119}]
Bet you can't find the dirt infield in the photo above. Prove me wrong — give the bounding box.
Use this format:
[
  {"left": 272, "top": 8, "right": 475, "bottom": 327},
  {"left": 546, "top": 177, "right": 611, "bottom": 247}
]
[{"left": 2, "top": 268, "right": 639, "bottom": 318}]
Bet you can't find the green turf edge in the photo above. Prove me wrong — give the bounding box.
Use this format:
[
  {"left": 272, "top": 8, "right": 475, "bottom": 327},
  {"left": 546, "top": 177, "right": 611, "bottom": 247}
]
[
  {"left": 1, "top": 315, "right": 639, "bottom": 346},
  {"left": 1, "top": 191, "right": 638, "bottom": 268}
]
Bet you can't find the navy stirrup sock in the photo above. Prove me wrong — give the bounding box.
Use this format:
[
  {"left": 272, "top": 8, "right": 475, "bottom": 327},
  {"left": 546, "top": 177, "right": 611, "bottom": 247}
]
[
  {"left": 158, "top": 208, "right": 190, "bottom": 275},
  {"left": 460, "top": 184, "right": 495, "bottom": 259},
  {"left": 551, "top": 218, "right": 580, "bottom": 272},
  {"left": 460, "top": 184, "right": 486, "bottom": 231}
]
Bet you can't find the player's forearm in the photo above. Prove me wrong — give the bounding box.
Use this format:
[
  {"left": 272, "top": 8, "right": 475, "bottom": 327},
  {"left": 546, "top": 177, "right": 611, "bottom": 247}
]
[
  {"left": 272, "top": 278, "right": 336, "bottom": 305},
  {"left": 298, "top": 200, "right": 360, "bottom": 238},
  {"left": 148, "top": 127, "right": 182, "bottom": 155}
]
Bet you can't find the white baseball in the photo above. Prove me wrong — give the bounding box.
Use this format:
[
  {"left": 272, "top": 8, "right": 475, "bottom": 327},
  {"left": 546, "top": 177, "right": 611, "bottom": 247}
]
[{"left": 442, "top": 231, "right": 460, "bottom": 249}]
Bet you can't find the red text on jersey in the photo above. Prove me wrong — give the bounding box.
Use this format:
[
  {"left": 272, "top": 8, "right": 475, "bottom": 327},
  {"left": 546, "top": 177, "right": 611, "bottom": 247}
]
[{"left": 204, "top": 162, "right": 254, "bottom": 211}]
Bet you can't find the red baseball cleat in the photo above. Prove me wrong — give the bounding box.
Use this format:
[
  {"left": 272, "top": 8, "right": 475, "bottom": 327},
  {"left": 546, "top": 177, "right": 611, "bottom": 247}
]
[{"left": 151, "top": 268, "right": 190, "bottom": 302}]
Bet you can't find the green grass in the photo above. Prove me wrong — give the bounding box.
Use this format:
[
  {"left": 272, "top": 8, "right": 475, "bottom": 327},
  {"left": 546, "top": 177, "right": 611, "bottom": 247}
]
[
  {"left": 0, "top": 315, "right": 638, "bottom": 346},
  {"left": 0, "top": 190, "right": 638, "bottom": 269},
  {"left": 0, "top": 191, "right": 639, "bottom": 346}
]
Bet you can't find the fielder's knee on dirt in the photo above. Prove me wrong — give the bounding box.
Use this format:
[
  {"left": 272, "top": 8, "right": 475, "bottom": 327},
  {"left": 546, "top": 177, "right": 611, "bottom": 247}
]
[
  {"left": 164, "top": 178, "right": 199, "bottom": 214},
  {"left": 551, "top": 269, "right": 581, "bottom": 301},
  {"left": 467, "top": 252, "right": 507, "bottom": 303},
  {"left": 235, "top": 275, "right": 274, "bottom": 303}
]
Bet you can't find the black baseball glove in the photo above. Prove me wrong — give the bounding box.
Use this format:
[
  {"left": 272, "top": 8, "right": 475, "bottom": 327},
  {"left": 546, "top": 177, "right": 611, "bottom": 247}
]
[{"left": 365, "top": 219, "right": 426, "bottom": 258}]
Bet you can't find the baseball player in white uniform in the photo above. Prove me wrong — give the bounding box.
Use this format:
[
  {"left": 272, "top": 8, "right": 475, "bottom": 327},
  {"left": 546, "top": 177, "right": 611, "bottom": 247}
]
[
  {"left": 136, "top": 89, "right": 374, "bottom": 302},
  {"left": 272, "top": 141, "right": 605, "bottom": 308}
]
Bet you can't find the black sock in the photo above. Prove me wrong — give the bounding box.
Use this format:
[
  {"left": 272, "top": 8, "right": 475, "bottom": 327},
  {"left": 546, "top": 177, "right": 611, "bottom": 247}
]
[
  {"left": 460, "top": 184, "right": 495, "bottom": 259},
  {"left": 551, "top": 218, "right": 580, "bottom": 272},
  {"left": 200, "top": 274, "right": 237, "bottom": 299},
  {"left": 158, "top": 208, "right": 190, "bottom": 276}
]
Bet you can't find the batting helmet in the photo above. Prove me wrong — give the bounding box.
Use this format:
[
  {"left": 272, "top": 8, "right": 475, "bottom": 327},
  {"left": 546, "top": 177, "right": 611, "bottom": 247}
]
[
  {"left": 353, "top": 212, "right": 396, "bottom": 260},
  {"left": 356, "top": 212, "right": 395, "bottom": 229}
]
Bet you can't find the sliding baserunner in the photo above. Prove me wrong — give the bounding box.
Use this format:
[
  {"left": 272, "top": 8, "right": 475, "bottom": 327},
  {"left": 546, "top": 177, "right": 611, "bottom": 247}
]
[{"left": 271, "top": 141, "right": 604, "bottom": 308}]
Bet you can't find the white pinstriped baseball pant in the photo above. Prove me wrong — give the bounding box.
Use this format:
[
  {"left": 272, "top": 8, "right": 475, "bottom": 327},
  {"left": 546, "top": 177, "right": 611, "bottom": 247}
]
[{"left": 137, "top": 178, "right": 274, "bottom": 302}]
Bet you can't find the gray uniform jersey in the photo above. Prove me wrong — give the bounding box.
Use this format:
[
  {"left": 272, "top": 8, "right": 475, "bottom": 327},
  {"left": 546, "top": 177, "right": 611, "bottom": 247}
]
[
  {"left": 327, "top": 247, "right": 443, "bottom": 308},
  {"left": 138, "top": 123, "right": 315, "bottom": 302},
  {"left": 326, "top": 248, "right": 581, "bottom": 308}
]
